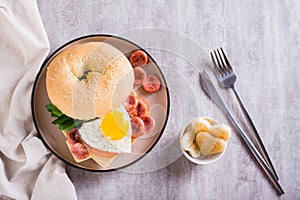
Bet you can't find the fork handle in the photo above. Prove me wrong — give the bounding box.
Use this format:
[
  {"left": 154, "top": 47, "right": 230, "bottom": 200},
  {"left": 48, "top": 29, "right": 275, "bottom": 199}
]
[{"left": 231, "top": 86, "right": 279, "bottom": 180}]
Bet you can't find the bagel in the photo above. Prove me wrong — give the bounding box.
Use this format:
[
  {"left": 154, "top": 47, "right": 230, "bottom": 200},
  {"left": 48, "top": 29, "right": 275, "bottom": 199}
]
[{"left": 46, "top": 42, "right": 134, "bottom": 120}]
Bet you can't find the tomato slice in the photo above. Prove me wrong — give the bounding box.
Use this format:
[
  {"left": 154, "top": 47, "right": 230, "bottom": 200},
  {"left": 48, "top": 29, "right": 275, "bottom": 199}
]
[
  {"left": 133, "top": 67, "right": 147, "bottom": 85},
  {"left": 142, "top": 74, "right": 161, "bottom": 93},
  {"left": 129, "top": 50, "right": 148, "bottom": 67}
]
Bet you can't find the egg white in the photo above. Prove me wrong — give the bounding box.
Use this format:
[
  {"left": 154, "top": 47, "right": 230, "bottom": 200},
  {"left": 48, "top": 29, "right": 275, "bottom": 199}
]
[{"left": 79, "top": 106, "right": 132, "bottom": 153}]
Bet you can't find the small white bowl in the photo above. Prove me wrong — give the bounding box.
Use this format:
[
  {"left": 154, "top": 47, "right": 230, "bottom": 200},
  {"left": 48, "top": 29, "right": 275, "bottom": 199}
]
[{"left": 179, "top": 117, "right": 227, "bottom": 165}]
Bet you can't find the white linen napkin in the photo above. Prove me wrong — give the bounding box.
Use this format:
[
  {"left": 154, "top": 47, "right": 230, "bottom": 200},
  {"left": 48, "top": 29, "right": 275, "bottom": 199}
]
[{"left": 0, "top": 1, "right": 77, "bottom": 199}]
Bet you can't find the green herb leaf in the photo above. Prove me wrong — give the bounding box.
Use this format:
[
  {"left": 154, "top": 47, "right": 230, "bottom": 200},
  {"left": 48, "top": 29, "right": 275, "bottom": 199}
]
[
  {"left": 52, "top": 115, "right": 69, "bottom": 125},
  {"left": 45, "top": 103, "right": 63, "bottom": 116},
  {"left": 45, "top": 104, "right": 53, "bottom": 112},
  {"left": 74, "top": 120, "right": 84, "bottom": 128},
  {"left": 59, "top": 119, "right": 74, "bottom": 131},
  {"left": 51, "top": 113, "right": 59, "bottom": 118},
  {"left": 45, "top": 103, "right": 84, "bottom": 132}
]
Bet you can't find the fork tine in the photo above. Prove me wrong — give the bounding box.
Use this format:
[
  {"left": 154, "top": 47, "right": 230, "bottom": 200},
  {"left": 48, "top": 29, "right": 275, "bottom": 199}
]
[
  {"left": 216, "top": 49, "right": 228, "bottom": 75},
  {"left": 220, "top": 47, "right": 233, "bottom": 71},
  {"left": 214, "top": 50, "right": 227, "bottom": 76},
  {"left": 210, "top": 52, "right": 223, "bottom": 77}
]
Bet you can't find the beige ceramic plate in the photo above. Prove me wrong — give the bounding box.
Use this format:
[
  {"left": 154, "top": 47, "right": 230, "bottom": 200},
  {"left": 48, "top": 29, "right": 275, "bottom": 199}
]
[{"left": 31, "top": 35, "right": 170, "bottom": 171}]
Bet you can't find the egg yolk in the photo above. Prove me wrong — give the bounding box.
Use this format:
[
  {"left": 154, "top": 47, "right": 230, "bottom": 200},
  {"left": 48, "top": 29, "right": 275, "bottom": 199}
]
[{"left": 101, "top": 111, "right": 129, "bottom": 140}]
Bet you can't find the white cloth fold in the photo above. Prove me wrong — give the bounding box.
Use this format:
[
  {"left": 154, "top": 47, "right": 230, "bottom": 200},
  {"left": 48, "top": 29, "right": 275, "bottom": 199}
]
[{"left": 0, "top": 1, "right": 77, "bottom": 199}]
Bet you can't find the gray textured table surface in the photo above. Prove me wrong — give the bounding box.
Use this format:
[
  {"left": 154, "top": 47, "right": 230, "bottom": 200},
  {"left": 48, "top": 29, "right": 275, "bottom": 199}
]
[{"left": 37, "top": 0, "right": 300, "bottom": 199}]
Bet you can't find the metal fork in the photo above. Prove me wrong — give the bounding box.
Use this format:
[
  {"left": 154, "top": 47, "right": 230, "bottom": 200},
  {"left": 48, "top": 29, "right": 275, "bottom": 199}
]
[{"left": 210, "top": 48, "right": 279, "bottom": 180}]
